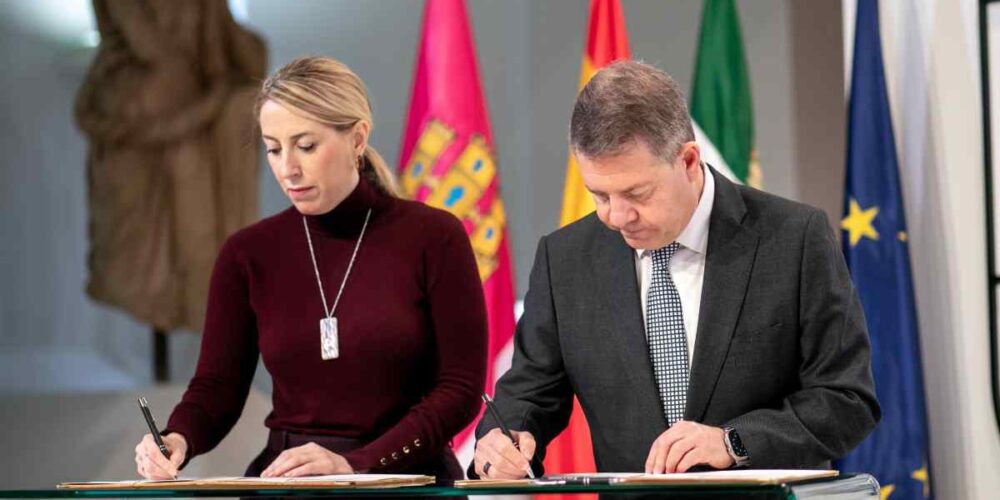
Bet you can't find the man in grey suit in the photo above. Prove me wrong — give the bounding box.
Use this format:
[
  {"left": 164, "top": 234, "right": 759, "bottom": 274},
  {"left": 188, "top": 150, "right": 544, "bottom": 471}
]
[{"left": 471, "top": 61, "right": 879, "bottom": 479}]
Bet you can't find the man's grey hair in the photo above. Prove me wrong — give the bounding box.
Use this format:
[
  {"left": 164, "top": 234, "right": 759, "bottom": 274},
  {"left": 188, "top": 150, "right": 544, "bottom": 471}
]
[{"left": 570, "top": 60, "right": 695, "bottom": 161}]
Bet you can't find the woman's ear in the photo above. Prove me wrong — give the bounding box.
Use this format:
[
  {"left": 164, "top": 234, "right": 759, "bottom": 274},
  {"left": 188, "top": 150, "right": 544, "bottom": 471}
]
[{"left": 352, "top": 121, "right": 371, "bottom": 156}]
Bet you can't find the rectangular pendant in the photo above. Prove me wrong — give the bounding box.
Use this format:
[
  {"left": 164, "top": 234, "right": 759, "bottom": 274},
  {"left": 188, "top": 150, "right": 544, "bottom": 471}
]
[{"left": 320, "top": 317, "right": 339, "bottom": 360}]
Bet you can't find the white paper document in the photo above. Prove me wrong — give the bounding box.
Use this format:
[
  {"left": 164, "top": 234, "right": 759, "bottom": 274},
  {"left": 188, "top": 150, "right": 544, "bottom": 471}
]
[
  {"left": 58, "top": 474, "right": 435, "bottom": 490},
  {"left": 456, "top": 469, "right": 838, "bottom": 488}
]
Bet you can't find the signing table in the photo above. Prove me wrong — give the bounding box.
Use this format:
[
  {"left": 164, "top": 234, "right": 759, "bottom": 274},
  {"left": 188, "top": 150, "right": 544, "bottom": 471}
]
[{"left": 0, "top": 471, "right": 879, "bottom": 499}]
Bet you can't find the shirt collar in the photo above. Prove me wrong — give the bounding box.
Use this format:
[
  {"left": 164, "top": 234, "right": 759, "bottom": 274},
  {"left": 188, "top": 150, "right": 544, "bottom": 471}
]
[{"left": 636, "top": 163, "right": 715, "bottom": 258}]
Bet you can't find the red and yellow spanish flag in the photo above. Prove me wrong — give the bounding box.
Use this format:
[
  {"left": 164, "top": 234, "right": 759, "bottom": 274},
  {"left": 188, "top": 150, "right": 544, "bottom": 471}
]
[
  {"left": 546, "top": 0, "right": 631, "bottom": 483},
  {"left": 559, "top": 0, "right": 631, "bottom": 227},
  {"left": 398, "top": 0, "right": 517, "bottom": 463}
]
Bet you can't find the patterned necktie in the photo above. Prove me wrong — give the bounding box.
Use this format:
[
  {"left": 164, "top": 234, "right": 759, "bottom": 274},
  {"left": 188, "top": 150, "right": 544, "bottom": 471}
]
[{"left": 646, "top": 241, "right": 689, "bottom": 425}]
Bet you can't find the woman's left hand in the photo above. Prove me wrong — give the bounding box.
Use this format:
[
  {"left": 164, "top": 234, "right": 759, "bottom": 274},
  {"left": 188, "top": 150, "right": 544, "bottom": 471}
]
[{"left": 260, "top": 442, "right": 355, "bottom": 477}]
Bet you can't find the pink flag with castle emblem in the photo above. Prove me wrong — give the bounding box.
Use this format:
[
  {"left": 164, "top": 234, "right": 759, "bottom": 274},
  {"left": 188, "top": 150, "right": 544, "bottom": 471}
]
[{"left": 398, "top": 0, "right": 517, "bottom": 461}]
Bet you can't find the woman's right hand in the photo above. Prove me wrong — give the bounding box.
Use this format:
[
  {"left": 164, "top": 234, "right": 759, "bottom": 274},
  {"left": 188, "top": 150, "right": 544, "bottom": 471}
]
[{"left": 134, "top": 432, "right": 188, "bottom": 479}]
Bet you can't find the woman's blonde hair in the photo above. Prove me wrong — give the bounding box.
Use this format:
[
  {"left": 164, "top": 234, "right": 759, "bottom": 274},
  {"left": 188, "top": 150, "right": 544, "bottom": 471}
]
[{"left": 254, "top": 56, "right": 401, "bottom": 197}]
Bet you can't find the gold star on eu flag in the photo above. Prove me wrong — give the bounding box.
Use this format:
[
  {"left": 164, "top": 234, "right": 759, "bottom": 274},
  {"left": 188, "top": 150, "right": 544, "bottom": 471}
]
[
  {"left": 912, "top": 464, "right": 930, "bottom": 497},
  {"left": 879, "top": 484, "right": 895, "bottom": 500},
  {"left": 841, "top": 198, "right": 879, "bottom": 247}
]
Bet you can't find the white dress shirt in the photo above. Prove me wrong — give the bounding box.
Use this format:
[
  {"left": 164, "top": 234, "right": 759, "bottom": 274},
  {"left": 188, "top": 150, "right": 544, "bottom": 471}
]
[{"left": 636, "top": 166, "right": 715, "bottom": 367}]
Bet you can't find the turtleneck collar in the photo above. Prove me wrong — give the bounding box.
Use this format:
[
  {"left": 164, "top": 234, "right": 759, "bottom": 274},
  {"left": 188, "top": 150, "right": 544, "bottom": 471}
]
[{"left": 303, "top": 174, "right": 390, "bottom": 237}]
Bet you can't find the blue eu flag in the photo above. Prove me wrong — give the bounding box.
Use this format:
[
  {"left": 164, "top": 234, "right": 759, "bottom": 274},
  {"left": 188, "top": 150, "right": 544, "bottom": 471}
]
[{"left": 835, "top": 1, "right": 932, "bottom": 498}]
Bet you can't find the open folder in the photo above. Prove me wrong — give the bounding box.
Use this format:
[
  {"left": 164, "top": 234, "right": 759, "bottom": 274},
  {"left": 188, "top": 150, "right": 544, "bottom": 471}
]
[
  {"left": 455, "top": 469, "right": 839, "bottom": 488},
  {"left": 57, "top": 474, "right": 435, "bottom": 490}
]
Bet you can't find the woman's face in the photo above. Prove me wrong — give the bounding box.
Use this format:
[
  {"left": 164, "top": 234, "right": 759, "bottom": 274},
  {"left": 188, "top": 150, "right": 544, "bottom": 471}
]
[{"left": 259, "top": 99, "right": 368, "bottom": 215}]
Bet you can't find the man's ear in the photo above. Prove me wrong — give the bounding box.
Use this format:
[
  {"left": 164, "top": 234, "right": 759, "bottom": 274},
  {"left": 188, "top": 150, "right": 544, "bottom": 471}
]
[{"left": 680, "top": 141, "right": 701, "bottom": 173}]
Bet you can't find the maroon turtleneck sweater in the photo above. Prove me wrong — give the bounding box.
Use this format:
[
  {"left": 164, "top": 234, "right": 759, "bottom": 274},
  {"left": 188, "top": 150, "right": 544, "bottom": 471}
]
[{"left": 164, "top": 176, "right": 488, "bottom": 473}]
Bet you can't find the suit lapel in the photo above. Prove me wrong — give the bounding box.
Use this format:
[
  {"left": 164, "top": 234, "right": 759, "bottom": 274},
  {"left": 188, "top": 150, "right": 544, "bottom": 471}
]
[
  {"left": 685, "top": 168, "right": 758, "bottom": 422},
  {"left": 592, "top": 224, "right": 666, "bottom": 426}
]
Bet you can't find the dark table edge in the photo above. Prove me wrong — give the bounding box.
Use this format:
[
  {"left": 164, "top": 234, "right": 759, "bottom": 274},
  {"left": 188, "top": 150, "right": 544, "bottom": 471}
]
[{"left": 0, "top": 473, "right": 865, "bottom": 497}]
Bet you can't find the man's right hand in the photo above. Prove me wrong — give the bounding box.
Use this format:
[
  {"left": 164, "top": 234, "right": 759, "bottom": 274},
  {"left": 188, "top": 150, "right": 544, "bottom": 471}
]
[
  {"left": 473, "top": 428, "right": 536, "bottom": 479},
  {"left": 134, "top": 432, "right": 187, "bottom": 479}
]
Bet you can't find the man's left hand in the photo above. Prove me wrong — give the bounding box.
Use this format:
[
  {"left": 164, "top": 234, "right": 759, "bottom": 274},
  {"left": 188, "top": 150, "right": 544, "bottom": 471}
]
[{"left": 644, "top": 420, "right": 734, "bottom": 473}]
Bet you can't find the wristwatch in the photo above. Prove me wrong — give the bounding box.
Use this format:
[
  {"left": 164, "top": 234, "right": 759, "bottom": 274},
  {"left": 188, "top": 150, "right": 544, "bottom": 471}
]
[{"left": 722, "top": 427, "right": 750, "bottom": 465}]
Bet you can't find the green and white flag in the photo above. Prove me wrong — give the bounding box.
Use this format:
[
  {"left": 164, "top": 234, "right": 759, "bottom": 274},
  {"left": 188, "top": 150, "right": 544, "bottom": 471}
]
[{"left": 690, "top": 0, "right": 761, "bottom": 188}]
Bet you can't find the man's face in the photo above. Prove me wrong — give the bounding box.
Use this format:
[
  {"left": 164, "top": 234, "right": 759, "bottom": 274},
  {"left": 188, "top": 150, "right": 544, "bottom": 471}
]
[{"left": 577, "top": 140, "right": 704, "bottom": 250}]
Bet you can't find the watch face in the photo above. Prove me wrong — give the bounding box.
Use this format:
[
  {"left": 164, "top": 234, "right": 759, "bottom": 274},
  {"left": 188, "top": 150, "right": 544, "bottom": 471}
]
[{"left": 728, "top": 429, "right": 748, "bottom": 458}]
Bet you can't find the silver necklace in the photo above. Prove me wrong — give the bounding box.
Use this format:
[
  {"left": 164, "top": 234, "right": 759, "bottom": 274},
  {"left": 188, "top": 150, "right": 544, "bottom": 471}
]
[{"left": 302, "top": 207, "right": 372, "bottom": 360}]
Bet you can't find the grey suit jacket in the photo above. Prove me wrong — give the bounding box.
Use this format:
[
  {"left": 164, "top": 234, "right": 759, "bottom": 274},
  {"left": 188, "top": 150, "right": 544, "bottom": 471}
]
[{"left": 474, "top": 167, "right": 880, "bottom": 474}]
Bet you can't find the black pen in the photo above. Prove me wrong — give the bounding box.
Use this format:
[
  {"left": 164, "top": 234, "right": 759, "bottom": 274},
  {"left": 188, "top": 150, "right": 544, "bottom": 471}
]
[
  {"left": 533, "top": 477, "right": 623, "bottom": 486},
  {"left": 481, "top": 393, "right": 536, "bottom": 479},
  {"left": 138, "top": 397, "right": 171, "bottom": 459}
]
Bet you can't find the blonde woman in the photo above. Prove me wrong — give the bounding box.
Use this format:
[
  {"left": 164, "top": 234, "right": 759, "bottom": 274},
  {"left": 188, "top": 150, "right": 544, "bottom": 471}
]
[{"left": 133, "top": 56, "right": 487, "bottom": 480}]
